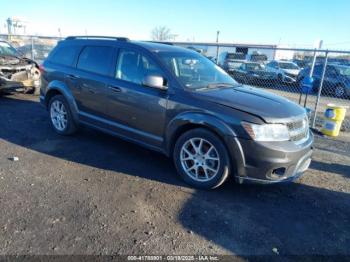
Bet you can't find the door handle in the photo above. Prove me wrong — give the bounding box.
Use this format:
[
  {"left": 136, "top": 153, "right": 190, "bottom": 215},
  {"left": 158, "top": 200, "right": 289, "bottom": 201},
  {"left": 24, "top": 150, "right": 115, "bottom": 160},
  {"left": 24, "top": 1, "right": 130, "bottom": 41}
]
[
  {"left": 108, "top": 85, "right": 122, "bottom": 93},
  {"left": 67, "top": 74, "right": 79, "bottom": 80}
]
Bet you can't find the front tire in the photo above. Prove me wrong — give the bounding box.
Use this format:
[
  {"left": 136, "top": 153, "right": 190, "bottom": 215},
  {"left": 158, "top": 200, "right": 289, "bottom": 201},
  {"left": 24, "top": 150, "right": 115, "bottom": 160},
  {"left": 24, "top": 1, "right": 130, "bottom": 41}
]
[
  {"left": 173, "top": 128, "right": 231, "bottom": 189},
  {"left": 48, "top": 95, "right": 77, "bottom": 135}
]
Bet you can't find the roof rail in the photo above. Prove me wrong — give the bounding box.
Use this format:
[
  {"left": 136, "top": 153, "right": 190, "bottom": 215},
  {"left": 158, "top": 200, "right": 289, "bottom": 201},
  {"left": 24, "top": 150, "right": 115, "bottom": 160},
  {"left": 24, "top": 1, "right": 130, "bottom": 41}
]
[
  {"left": 65, "top": 36, "right": 129, "bottom": 42},
  {"left": 148, "top": 41, "right": 174, "bottom": 46}
]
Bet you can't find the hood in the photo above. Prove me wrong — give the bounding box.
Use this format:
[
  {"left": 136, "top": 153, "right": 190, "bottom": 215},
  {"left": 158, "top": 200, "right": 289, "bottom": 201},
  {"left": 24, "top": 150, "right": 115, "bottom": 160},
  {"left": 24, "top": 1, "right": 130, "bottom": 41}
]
[
  {"left": 0, "top": 55, "right": 21, "bottom": 65},
  {"left": 282, "top": 69, "right": 300, "bottom": 76},
  {"left": 0, "top": 55, "right": 36, "bottom": 68},
  {"left": 195, "top": 85, "right": 306, "bottom": 123}
]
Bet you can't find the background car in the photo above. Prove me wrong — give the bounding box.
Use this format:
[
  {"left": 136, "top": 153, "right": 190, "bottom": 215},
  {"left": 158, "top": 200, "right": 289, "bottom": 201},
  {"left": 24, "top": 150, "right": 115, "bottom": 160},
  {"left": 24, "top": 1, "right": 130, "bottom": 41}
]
[
  {"left": 231, "top": 62, "right": 276, "bottom": 86},
  {"left": 247, "top": 53, "right": 268, "bottom": 63},
  {"left": 266, "top": 60, "right": 301, "bottom": 84},
  {"left": 218, "top": 52, "right": 246, "bottom": 73},
  {"left": 0, "top": 40, "right": 41, "bottom": 94},
  {"left": 297, "top": 63, "right": 350, "bottom": 98},
  {"left": 293, "top": 59, "right": 310, "bottom": 69}
]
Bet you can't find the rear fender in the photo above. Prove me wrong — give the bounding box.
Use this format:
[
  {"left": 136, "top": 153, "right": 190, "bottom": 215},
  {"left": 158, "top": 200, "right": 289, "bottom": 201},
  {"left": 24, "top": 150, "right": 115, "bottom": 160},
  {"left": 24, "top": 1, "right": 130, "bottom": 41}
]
[{"left": 46, "top": 81, "right": 79, "bottom": 122}]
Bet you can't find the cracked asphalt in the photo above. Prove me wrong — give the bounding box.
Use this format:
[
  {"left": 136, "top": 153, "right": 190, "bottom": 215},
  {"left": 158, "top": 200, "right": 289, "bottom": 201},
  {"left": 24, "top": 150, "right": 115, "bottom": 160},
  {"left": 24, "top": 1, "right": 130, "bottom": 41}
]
[{"left": 0, "top": 93, "right": 349, "bottom": 258}]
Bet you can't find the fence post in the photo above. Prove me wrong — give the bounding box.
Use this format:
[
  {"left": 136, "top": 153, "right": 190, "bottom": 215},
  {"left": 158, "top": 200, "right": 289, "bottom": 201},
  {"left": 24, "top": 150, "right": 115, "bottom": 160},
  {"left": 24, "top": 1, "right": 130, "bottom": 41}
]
[
  {"left": 312, "top": 51, "right": 329, "bottom": 128},
  {"left": 31, "top": 36, "right": 35, "bottom": 60},
  {"left": 215, "top": 31, "right": 220, "bottom": 64},
  {"left": 299, "top": 49, "right": 318, "bottom": 105}
]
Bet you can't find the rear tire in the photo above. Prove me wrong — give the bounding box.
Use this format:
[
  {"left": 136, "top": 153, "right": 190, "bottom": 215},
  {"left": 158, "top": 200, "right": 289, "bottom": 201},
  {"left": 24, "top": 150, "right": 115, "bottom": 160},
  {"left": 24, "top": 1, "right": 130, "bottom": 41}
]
[
  {"left": 173, "top": 128, "right": 231, "bottom": 189},
  {"left": 48, "top": 95, "right": 77, "bottom": 135}
]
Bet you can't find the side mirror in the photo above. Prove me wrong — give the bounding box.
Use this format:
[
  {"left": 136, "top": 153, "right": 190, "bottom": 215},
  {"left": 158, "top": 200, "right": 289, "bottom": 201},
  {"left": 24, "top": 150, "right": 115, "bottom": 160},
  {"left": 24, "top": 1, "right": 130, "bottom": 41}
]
[{"left": 142, "top": 75, "right": 167, "bottom": 90}]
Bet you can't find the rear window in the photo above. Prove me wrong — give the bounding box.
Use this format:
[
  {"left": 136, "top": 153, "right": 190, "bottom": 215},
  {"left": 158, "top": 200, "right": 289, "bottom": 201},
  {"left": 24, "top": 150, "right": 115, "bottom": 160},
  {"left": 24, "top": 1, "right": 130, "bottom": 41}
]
[
  {"left": 49, "top": 45, "right": 80, "bottom": 66},
  {"left": 77, "top": 46, "right": 115, "bottom": 76},
  {"left": 227, "top": 53, "right": 246, "bottom": 60}
]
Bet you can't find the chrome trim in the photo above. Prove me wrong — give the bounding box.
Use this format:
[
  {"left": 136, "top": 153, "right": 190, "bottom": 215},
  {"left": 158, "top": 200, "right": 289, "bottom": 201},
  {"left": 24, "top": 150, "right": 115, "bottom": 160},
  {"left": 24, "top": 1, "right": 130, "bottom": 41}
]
[{"left": 294, "top": 129, "right": 310, "bottom": 145}]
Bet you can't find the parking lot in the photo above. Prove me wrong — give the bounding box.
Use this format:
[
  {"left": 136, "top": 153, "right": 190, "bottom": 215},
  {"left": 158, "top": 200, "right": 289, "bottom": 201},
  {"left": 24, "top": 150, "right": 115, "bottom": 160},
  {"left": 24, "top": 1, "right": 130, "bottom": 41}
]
[
  {"left": 265, "top": 85, "right": 350, "bottom": 130},
  {"left": 0, "top": 93, "right": 349, "bottom": 257}
]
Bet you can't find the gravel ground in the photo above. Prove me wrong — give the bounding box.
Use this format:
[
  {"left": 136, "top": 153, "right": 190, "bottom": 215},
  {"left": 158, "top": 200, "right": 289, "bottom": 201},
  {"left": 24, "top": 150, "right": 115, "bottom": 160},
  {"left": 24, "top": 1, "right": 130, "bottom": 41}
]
[{"left": 0, "top": 93, "right": 349, "bottom": 258}]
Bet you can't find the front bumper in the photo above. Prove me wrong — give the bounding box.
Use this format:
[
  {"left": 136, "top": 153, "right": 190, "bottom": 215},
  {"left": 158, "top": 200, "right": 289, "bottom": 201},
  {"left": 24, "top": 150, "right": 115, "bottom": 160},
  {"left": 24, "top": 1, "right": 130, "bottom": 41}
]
[
  {"left": 0, "top": 66, "right": 41, "bottom": 91},
  {"left": 228, "top": 131, "right": 314, "bottom": 184}
]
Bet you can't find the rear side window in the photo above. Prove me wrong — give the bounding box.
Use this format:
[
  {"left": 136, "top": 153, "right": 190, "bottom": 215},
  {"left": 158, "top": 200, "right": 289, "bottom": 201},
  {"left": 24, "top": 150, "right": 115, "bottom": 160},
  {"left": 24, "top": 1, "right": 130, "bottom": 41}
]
[
  {"left": 49, "top": 45, "right": 80, "bottom": 66},
  {"left": 77, "top": 46, "right": 115, "bottom": 76}
]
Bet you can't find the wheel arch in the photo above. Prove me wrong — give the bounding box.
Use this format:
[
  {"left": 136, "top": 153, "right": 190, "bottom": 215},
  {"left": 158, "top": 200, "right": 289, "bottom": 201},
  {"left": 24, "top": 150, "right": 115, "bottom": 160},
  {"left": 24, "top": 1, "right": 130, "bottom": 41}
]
[
  {"left": 165, "top": 112, "right": 246, "bottom": 177},
  {"left": 45, "top": 81, "right": 79, "bottom": 122},
  {"left": 166, "top": 112, "right": 235, "bottom": 152}
]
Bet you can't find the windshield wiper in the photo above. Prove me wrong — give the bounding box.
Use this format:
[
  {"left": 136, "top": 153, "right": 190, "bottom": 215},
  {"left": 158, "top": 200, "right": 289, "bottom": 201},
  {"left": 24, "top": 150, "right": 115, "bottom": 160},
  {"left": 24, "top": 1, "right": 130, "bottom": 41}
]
[
  {"left": 207, "top": 82, "right": 238, "bottom": 88},
  {"left": 194, "top": 82, "right": 241, "bottom": 91}
]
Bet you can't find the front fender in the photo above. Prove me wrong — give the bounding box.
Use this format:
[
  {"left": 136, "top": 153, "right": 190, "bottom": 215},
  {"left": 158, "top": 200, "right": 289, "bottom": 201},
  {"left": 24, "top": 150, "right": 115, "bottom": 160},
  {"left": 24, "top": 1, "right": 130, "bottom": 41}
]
[
  {"left": 165, "top": 112, "right": 246, "bottom": 177},
  {"left": 166, "top": 112, "right": 236, "bottom": 144},
  {"left": 46, "top": 81, "right": 79, "bottom": 122}
]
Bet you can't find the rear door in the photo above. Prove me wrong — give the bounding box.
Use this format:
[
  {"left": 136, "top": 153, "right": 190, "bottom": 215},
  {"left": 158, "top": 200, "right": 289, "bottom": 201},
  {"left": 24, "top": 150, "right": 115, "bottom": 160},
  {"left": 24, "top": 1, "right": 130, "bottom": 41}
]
[{"left": 74, "top": 45, "right": 117, "bottom": 120}]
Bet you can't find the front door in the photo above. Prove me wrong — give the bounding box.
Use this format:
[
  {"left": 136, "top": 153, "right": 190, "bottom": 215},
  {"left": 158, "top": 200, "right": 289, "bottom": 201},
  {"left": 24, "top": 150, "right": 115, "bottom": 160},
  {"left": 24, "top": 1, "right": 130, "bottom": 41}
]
[{"left": 105, "top": 48, "right": 169, "bottom": 147}]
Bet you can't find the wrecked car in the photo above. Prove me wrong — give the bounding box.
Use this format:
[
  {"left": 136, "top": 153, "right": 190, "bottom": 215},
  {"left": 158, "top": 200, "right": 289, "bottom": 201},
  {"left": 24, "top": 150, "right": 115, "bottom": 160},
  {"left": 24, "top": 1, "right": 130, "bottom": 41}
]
[{"left": 0, "top": 40, "right": 41, "bottom": 95}]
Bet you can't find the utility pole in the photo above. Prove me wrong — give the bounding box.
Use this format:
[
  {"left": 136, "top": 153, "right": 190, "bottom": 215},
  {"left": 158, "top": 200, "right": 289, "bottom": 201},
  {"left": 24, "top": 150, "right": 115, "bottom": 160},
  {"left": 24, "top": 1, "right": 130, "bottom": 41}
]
[{"left": 216, "top": 30, "right": 220, "bottom": 64}]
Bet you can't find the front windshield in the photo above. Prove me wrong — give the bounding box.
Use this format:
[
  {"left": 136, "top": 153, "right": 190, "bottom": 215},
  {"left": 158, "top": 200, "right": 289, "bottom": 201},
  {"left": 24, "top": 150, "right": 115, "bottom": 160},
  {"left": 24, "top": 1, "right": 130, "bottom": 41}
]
[
  {"left": 337, "top": 66, "right": 350, "bottom": 77},
  {"left": 158, "top": 51, "right": 238, "bottom": 89},
  {"left": 0, "top": 42, "right": 18, "bottom": 56},
  {"left": 279, "top": 62, "right": 299, "bottom": 70}
]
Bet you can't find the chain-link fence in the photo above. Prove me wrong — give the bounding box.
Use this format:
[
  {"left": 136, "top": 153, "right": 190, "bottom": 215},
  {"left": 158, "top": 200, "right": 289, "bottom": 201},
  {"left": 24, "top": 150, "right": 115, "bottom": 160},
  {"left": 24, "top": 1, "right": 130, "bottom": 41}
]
[
  {"left": 173, "top": 42, "right": 350, "bottom": 133},
  {"left": 0, "top": 34, "right": 62, "bottom": 64},
  {"left": 1, "top": 34, "right": 349, "bottom": 133}
]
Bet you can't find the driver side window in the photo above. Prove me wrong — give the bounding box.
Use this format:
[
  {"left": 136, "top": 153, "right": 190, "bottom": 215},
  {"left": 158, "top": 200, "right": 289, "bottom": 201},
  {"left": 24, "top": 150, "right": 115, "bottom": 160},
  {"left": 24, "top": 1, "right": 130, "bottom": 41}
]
[{"left": 116, "top": 49, "right": 163, "bottom": 85}]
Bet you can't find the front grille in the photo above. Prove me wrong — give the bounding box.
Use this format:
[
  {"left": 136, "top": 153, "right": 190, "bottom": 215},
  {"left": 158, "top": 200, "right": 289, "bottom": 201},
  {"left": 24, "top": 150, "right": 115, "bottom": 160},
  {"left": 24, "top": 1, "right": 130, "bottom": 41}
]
[{"left": 286, "top": 116, "right": 309, "bottom": 143}]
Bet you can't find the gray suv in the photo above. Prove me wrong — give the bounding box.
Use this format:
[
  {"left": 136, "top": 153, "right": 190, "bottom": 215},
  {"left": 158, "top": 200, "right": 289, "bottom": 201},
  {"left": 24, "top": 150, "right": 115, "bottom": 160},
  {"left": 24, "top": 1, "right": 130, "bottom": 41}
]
[{"left": 40, "top": 36, "right": 313, "bottom": 189}]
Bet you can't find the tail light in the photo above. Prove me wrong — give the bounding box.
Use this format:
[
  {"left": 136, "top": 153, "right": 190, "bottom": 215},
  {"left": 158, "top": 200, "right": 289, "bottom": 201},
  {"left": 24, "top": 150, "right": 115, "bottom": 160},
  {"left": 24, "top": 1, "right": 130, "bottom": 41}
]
[{"left": 39, "top": 64, "right": 45, "bottom": 74}]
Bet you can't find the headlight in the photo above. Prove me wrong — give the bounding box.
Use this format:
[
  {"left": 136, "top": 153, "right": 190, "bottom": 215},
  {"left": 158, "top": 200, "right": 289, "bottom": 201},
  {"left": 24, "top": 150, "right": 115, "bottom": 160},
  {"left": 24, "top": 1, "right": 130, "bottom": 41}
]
[
  {"left": 242, "top": 122, "right": 290, "bottom": 141},
  {"left": 30, "top": 67, "right": 41, "bottom": 80}
]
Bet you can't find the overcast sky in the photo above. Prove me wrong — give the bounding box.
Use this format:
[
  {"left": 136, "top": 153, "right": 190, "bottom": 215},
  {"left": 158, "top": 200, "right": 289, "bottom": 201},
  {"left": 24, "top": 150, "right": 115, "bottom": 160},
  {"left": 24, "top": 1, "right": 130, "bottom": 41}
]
[{"left": 1, "top": 0, "right": 349, "bottom": 49}]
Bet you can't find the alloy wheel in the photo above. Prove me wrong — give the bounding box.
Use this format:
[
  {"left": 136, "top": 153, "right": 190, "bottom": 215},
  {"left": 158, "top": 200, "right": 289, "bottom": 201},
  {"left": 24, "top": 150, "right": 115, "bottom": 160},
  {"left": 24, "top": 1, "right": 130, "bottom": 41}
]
[
  {"left": 50, "top": 100, "right": 68, "bottom": 131},
  {"left": 180, "top": 138, "right": 220, "bottom": 182},
  {"left": 335, "top": 86, "right": 345, "bottom": 98}
]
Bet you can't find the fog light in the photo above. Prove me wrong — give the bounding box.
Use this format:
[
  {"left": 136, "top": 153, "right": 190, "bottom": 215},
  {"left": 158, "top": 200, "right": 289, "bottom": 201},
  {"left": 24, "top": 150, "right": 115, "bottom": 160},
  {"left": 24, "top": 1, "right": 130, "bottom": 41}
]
[{"left": 270, "top": 167, "right": 286, "bottom": 180}]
